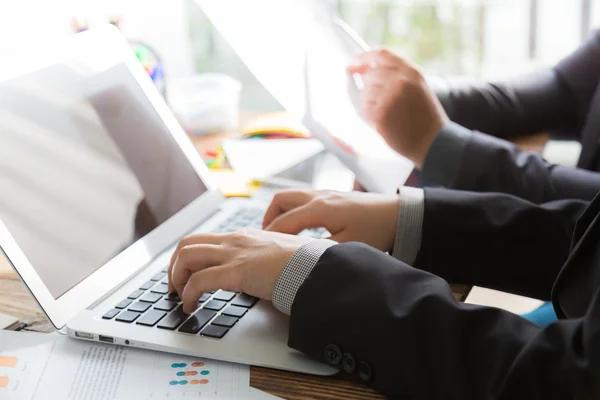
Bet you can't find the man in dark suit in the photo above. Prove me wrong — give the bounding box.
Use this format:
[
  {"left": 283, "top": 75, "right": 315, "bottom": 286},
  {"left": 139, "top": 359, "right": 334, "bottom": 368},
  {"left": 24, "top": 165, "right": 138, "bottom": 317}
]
[
  {"left": 389, "top": 29, "right": 600, "bottom": 203},
  {"left": 164, "top": 37, "right": 600, "bottom": 397},
  {"left": 166, "top": 185, "right": 598, "bottom": 398},
  {"left": 432, "top": 29, "right": 600, "bottom": 174}
]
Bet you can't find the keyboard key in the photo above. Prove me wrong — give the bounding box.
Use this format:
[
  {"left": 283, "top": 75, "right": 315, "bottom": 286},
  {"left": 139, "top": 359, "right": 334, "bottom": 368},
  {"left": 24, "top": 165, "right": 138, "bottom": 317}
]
[
  {"left": 211, "top": 315, "right": 238, "bottom": 328},
  {"left": 129, "top": 301, "right": 151, "bottom": 313},
  {"left": 151, "top": 272, "right": 166, "bottom": 281},
  {"left": 157, "top": 306, "right": 189, "bottom": 330},
  {"left": 178, "top": 309, "right": 216, "bottom": 334},
  {"left": 139, "top": 280, "right": 155, "bottom": 290},
  {"left": 154, "top": 299, "right": 178, "bottom": 311},
  {"left": 199, "top": 293, "right": 211, "bottom": 303},
  {"left": 203, "top": 300, "right": 226, "bottom": 311},
  {"left": 102, "top": 309, "right": 120, "bottom": 320},
  {"left": 140, "top": 293, "right": 162, "bottom": 303},
  {"left": 213, "top": 290, "right": 236, "bottom": 302},
  {"left": 151, "top": 283, "right": 169, "bottom": 295},
  {"left": 116, "top": 311, "right": 140, "bottom": 323},
  {"left": 128, "top": 290, "right": 144, "bottom": 299},
  {"left": 201, "top": 325, "right": 229, "bottom": 339},
  {"left": 115, "top": 299, "right": 132, "bottom": 309},
  {"left": 231, "top": 294, "right": 258, "bottom": 308},
  {"left": 222, "top": 306, "right": 247, "bottom": 318},
  {"left": 137, "top": 310, "right": 167, "bottom": 327}
]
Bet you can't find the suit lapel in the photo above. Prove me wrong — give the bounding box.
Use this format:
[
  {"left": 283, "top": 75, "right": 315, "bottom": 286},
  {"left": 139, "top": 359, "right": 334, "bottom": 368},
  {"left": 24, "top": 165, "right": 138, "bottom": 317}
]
[
  {"left": 553, "top": 193, "right": 600, "bottom": 318},
  {"left": 571, "top": 191, "right": 600, "bottom": 250},
  {"left": 576, "top": 80, "right": 600, "bottom": 169}
]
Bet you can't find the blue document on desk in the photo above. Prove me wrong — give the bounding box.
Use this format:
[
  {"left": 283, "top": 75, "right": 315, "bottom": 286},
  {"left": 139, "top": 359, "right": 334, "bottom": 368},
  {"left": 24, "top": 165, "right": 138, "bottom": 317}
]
[{"left": 197, "top": 0, "right": 414, "bottom": 193}]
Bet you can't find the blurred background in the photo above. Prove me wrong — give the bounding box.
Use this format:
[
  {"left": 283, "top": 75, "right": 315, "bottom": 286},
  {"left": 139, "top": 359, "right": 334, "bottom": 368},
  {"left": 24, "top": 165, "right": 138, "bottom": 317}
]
[{"left": 1, "top": 0, "right": 599, "bottom": 111}]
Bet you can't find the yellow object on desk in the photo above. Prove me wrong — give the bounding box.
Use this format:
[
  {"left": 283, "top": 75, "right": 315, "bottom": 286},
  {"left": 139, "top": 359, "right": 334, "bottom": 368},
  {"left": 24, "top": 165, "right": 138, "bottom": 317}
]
[
  {"left": 242, "top": 111, "right": 311, "bottom": 139},
  {"left": 210, "top": 169, "right": 262, "bottom": 198}
]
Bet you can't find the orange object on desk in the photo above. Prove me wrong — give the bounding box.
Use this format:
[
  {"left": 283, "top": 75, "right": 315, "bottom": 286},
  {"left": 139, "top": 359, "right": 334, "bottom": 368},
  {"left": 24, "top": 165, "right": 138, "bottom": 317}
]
[{"left": 0, "top": 356, "right": 17, "bottom": 368}]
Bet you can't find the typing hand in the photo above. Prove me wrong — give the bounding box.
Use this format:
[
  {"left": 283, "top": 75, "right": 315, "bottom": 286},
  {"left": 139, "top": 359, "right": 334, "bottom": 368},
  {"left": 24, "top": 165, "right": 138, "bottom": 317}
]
[
  {"left": 263, "top": 190, "right": 400, "bottom": 252},
  {"left": 348, "top": 48, "right": 448, "bottom": 169},
  {"left": 167, "top": 229, "right": 312, "bottom": 314}
]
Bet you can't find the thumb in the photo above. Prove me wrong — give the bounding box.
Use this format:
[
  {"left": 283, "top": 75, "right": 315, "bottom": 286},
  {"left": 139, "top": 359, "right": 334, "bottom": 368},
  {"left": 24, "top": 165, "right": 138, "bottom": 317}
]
[{"left": 347, "top": 63, "right": 369, "bottom": 74}]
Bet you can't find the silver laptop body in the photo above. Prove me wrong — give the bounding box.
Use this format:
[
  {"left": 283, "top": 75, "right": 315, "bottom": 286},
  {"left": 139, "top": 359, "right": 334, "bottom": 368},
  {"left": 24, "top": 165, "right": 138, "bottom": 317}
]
[{"left": 0, "top": 26, "right": 336, "bottom": 376}]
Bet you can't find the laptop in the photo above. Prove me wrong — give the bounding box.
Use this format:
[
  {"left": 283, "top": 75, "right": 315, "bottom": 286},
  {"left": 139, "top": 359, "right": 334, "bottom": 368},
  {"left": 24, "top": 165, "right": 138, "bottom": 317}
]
[{"left": 0, "top": 25, "right": 336, "bottom": 376}]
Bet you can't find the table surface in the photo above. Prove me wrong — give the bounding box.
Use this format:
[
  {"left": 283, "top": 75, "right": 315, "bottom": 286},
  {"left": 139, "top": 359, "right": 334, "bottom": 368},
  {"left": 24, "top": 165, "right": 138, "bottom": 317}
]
[{"left": 0, "top": 131, "right": 547, "bottom": 400}]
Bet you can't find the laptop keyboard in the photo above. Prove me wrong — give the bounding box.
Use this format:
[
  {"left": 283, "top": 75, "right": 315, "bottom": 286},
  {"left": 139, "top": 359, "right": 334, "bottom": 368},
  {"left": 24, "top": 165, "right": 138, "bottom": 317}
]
[
  {"left": 103, "top": 271, "right": 259, "bottom": 339},
  {"left": 101, "top": 206, "right": 326, "bottom": 340}
]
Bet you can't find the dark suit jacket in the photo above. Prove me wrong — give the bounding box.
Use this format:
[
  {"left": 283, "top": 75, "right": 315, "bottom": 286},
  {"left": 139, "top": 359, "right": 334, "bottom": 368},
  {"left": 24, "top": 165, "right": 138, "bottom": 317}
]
[
  {"left": 440, "top": 30, "right": 600, "bottom": 170},
  {"left": 434, "top": 30, "right": 600, "bottom": 203},
  {"left": 287, "top": 189, "right": 599, "bottom": 398}
]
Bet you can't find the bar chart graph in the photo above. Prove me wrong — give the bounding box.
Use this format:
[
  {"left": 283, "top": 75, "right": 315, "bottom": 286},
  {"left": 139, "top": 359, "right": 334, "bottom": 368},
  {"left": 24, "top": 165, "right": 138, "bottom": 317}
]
[{"left": 0, "top": 355, "right": 18, "bottom": 389}]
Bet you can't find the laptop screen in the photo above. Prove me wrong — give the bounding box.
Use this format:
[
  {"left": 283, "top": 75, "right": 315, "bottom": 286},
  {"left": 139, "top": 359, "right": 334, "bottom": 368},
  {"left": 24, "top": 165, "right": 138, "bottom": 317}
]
[{"left": 0, "top": 60, "right": 207, "bottom": 299}]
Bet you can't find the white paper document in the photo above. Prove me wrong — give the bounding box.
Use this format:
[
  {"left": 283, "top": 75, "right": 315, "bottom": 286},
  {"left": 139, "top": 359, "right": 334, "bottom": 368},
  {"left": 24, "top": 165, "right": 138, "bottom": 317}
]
[
  {"left": 197, "top": 0, "right": 414, "bottom": 193},
  {"left": 465, "top": 286, "right": 544, "bottom": 315},
  {"left": 0, "top": 331, "right": 277, "bottom": 400},
  {"left": 222, "top": 138, "right": 324, "bottom": 180}
]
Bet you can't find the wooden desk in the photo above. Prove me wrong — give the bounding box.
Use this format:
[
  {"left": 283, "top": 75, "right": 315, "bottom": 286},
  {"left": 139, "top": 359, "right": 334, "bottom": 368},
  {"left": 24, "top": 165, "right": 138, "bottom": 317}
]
[{"left": 0, "top": 131, "right": 545, "bottom": 399}]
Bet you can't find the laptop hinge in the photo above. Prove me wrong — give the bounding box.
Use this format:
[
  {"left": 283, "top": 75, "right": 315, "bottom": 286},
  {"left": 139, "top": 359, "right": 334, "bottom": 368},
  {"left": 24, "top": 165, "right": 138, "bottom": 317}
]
[
  {"left": 86, "top": 208, "right": 226, "bottom": 311},
  {"left": 86, "top": 260, "right": 158, "bottom": 310}
]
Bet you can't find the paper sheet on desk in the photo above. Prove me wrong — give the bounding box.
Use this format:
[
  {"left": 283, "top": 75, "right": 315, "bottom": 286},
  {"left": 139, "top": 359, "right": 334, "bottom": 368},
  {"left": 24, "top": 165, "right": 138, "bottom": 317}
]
[
  {"left": 222, "top": 139, "right": 324, "bottom": 180},
  {"left": 0, "top": 331, "right": 280, "bottom": 400},
  {"left": 465, "top": 286, "right": 544, "bottom": 315}
]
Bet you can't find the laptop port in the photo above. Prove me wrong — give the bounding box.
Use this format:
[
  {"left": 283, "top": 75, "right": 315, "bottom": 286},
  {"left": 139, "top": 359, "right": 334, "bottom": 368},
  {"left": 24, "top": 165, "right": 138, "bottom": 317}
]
[
  {"left": 75, "top": 331, "right": 94, "bottom": 339},
  {"left": 98, "top": 335, "right": 114, "bottom": 343}
]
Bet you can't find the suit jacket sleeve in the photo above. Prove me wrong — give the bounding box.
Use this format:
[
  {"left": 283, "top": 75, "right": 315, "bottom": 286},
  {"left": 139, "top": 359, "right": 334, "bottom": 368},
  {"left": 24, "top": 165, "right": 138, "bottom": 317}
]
[
  {"left": 437, "top": 30, "right": 600, "bottom": 140},
  {"left": 288, "top": 242, "right": 600, "bottom": 399},
  {"left": 450, "top": 130, "right": 600, "bottom": 203},
  {"left": 414, "top": 188, "right": 588, "bottom": 300}
]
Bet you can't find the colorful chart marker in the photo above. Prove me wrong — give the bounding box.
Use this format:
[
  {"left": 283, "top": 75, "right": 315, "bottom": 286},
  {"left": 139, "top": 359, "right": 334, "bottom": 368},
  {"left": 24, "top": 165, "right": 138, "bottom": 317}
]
[
  {"left": 192, "top": 362, "right": 204, "bottom": 367},
  {"left": 169, "top": 380, "right": 179, "bottom": 386},
  {"left": 171, "top": 363, "right": 187, "bottom": 368},
  {"left": 188, "top": 378, "right": 209, "bottom": 385},
  {"left": 179, "top": 380, "right": 188, "bottom": 385},
  {"left": 0, "top": 356, "right": 17, "bottom": 368},
  {"left": 176, "top": 371, "right": 198, "bottom": 376},
  {"left": 200, "top": 370, "right": 210, "bottom": 375}
]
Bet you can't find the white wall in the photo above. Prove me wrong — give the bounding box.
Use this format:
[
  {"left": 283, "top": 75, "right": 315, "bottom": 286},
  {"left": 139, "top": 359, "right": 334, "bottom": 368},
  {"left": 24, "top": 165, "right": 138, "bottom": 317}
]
[{"left": 0, "top": 0, "right": 195, "bottom": 79}]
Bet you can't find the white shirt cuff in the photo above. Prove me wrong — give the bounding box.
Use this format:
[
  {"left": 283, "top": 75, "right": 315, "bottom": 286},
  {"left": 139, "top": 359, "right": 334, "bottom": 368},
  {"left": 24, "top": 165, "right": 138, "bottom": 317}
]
[
  {"left": 272, "top": 239, "right": 337, "bottom": 315},
  {"left": 391, "top": 187, "right": 425, "bottom": 265}
]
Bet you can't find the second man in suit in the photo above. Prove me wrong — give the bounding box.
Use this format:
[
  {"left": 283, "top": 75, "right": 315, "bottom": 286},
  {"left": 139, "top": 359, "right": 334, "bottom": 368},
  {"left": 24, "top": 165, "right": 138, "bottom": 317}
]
[{"left": 164, "top": 32, "right": 600, "bottom": 398}]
